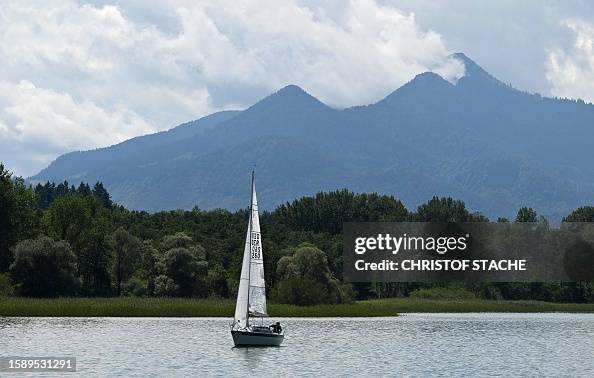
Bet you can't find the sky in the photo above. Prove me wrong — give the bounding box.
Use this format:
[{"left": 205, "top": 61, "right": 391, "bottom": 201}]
[{"left": 1, "top": 0, "right": 594, "bottom": 177}]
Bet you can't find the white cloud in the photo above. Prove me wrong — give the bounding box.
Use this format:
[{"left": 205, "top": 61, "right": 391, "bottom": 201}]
[
  {"left": 546, "top": 20, "right": 594, "bottom": 103},
  {"left": 0, "top": 80, "right": 153, "bottom": 175},
  {"left": 0, "top": 0, "right": 463, "bottom": 177},
  {"left": 381, "top": 0, "right": 594, "bottom": 96},
  {"left": 181, "top": 0, "right": 464, "bottom": 106}
]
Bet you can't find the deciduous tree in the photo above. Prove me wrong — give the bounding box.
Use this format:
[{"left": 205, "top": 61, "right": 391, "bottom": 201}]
[{"left": 10, "top": 236, "right": 79, "bottom": 297}]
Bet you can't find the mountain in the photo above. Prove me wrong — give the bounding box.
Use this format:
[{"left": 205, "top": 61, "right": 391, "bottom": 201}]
[{"left": 30, "top": 53, "right": 594, "bottom": 219}]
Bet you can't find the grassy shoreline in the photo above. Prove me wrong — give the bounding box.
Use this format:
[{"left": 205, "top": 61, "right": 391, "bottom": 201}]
[{"left": 0, "top": 297, "right": 593, "bottom": 317}]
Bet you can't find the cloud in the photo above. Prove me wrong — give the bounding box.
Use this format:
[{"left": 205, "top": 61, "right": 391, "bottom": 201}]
[
  {"left": 177, "top": 0, "right": 464, "bottom": 106},
  {"left": 0, "top": 0, "right": 462, "bottom": 177},
  {"left": 546, "top": 20, "right": 594, "bottom": 103},
  {"left": 382, "top": 0, "right": 594, "bottom": 96},
  {"left": 0, "top": 80, "right": 153, "bottom": 175}
]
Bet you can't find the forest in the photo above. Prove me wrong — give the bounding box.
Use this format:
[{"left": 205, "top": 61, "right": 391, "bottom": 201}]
[{"left": 1, "top": 163, "right": 593, "bottom": 304}]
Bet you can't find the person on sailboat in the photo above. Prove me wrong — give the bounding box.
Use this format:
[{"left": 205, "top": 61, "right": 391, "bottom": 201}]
[{"left": 270, "top": 322, "right": 282, "bottom": 334}]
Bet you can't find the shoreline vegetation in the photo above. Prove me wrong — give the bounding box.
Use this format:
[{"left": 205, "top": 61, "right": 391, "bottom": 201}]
[
  {"left": 2, "top": 163, "right": 594, "bottom": 308},
  {"left": 0, "top": 298, "right": 593, "bottom": 317}
]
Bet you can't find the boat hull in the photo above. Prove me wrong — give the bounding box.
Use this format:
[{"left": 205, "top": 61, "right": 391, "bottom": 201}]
[{"left": 231, "top": 330, "right": 284, "bottom": 346}]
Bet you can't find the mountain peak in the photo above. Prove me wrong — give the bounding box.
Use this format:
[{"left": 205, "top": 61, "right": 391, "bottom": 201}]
[
  {"left": 452, "top": 53, "right": 483, "bottom": 75},
  {"left": 399, "top": 71, "right": 454, "bottom": 93},
  {"left": 376, "top": 71, "right": 453, "bottom": 106},
  {"left": 411, "top": 71, "right": 451, "bottom": 84},
  {"left": 277, "top": 84, "right": 308, "bottom": 95},
  {"left": 274, "top": 84, "right": 324, "bottom": 103},
  {"left": 451, "top": 52, "right": 505, "bottom": 87},
  {"left": 249, "top": 84, "right": 330, "bottom": 112}
]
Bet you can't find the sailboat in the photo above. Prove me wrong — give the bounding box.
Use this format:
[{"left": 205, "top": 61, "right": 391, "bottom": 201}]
[{"left": 230, "top": 171, "right": 284, "bottom": 346}]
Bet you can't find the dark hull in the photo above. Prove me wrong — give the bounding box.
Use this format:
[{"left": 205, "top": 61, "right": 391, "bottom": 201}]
[{"left": 231, "top": 330, "right": 284, "bottom": 346}]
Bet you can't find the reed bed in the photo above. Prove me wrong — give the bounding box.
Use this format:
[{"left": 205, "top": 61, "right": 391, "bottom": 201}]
[{"left": 0, "top": 297, "right": 592, "bottom": 317}]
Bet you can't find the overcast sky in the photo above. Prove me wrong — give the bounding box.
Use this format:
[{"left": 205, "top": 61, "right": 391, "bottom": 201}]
[{"left": 1, "top": 0, "right": 594, "bottom": 177}]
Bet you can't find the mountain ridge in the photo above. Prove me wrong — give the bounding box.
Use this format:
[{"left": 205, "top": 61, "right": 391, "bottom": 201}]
[{"left": 30, "top": 53, "right": 594, "bottom": 220}]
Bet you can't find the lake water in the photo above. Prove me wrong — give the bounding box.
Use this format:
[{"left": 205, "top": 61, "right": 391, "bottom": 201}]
[{"left": 1, "top": 314, "right": 593, "bottom": 377}]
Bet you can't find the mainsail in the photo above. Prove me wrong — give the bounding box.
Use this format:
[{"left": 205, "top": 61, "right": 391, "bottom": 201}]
[{"left": 233, "top": 172, "right": 268, "bottom": 329}]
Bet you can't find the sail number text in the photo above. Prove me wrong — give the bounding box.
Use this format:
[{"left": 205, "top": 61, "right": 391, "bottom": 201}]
[{"left": 250, "top": 232, "right": 261, "bottom": 259}]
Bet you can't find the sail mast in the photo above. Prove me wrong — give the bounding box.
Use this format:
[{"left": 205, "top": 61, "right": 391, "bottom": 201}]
[{"left": 246, "top": 170, "right": 255, "bottom": 326}]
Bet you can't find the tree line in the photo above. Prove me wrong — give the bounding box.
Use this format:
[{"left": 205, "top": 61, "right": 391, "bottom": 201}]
[{"left": 1, "top": 163, "right": 593, "bottom": 303}]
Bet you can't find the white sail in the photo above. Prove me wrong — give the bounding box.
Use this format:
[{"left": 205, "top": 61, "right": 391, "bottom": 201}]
[
  {"left": 248, "top": 178, "right": 267, "bottom": 317},
  {"left": 233, "top": 217, "right": 252, "bottom": 329},
  {"left": 233, "top": 172, "right": 267, "bottom": 329}
]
